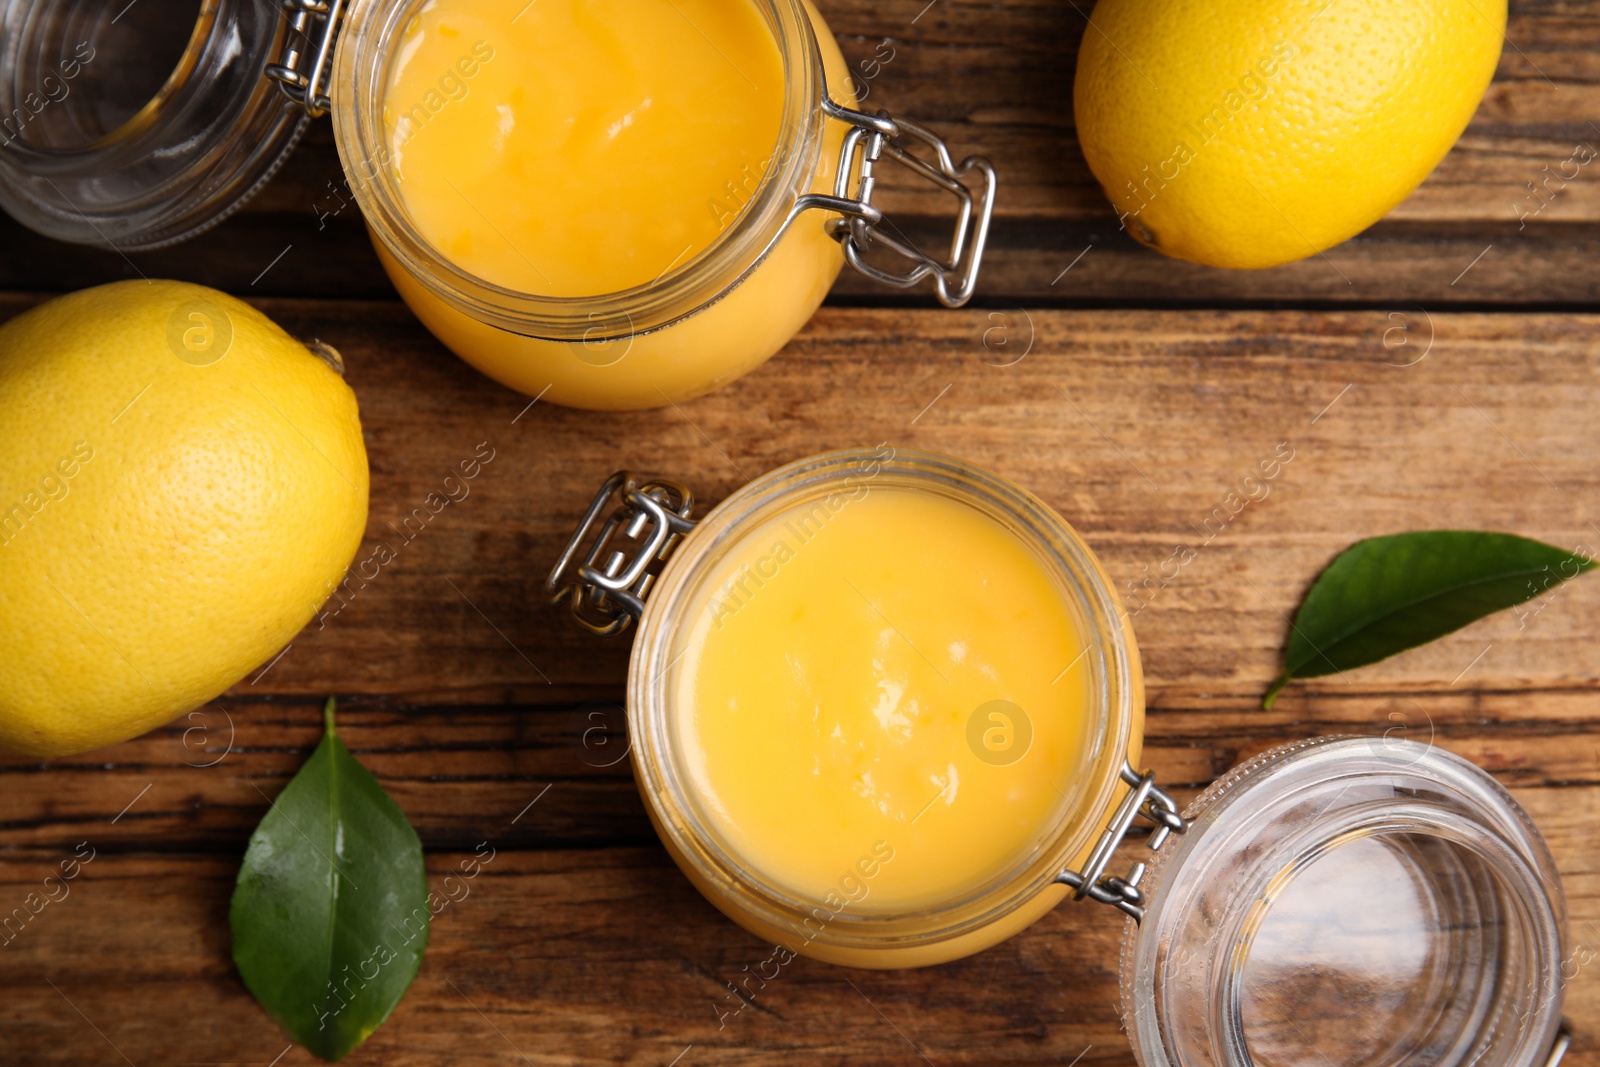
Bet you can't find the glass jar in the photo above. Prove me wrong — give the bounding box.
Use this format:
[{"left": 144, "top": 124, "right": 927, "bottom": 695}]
[
  {"left": 0, "top": 0, "right": 996, "bottom": 411},
  {"left": 549, "top": 448, "right": 1571, "bottom": 1065},
  {"left": 0, "top": 0, "right": 307, "bottom": 248},
  {"left": 1124, "top": 735, "right": 1569, "bottom": 1067},
  {"left": 551, "top": 449, "right": 1146, "bottom": 967}
]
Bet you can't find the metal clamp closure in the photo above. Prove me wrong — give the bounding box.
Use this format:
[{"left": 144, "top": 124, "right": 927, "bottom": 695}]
[
  {"left": 788, "top": 98, "right": 996, "bottom": 309},
  {"left": 546, "top": 472, "right": 696, "bottom": 636},
  {"left": 1057, "top": 762, "right": 1187, "bottom": 922},
  {"left": 266, "top": 0, "right": 347, "bottom": 118},
  {"left": 1545, "top": 1025, "right": 1571, "bottom": 1067}
]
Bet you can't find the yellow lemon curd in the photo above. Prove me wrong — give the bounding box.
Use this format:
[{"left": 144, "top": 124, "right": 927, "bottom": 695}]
[
  {"left": 378, "top": 0, "right": 854, "bottom": 409},
  {"left": 670, "top": 485, "right": 1101, "bottom": 953}
]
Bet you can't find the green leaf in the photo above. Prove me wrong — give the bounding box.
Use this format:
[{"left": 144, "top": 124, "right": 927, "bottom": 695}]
[
  {"left": 1263, "top": 531, "right": 1595, "bottom": 710},
  {"left": 230, "top": 698, "right": 429, "bottom": 1061}
]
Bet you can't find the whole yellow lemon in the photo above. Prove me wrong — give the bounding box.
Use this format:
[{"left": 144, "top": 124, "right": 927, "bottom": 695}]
[
  {"left": 1074, "top": 0, "right": 1505, "bottom": 269},
  {"left": 0, "top": 281, "right": 368, "bottom": 756}
]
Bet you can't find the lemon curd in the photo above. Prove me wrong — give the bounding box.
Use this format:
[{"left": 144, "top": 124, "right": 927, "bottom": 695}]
[
  {"left": 374, "top": 0, "right": 856, "bottom": 409},
  {"left": 671, "top": 486, "right": 1097, "bottom": 918}
]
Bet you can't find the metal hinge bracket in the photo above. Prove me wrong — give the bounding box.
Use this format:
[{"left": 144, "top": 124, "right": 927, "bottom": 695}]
[
  {"left": 265, "top": 0, "right": 347, "bottom": 118},
  {"left": 546, "top": 472, "right": 696, "bottom": 636},
  {"left": 1057, "top": 762, "right": 1187, "bottom": 923}
]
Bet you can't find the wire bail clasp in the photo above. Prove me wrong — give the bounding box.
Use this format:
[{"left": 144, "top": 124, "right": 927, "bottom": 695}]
[
  {"left": 789, "top": 99, "right": 996, "bottom": 309},
  {"left": 546, "top": 472, "right": 697, "bottom": 636},
  {"left": 266, "top": 0, "right": 347, "bottom": 118},
  {"left": 1057, "top": 763, "right": 1187, "bottom": 923}
]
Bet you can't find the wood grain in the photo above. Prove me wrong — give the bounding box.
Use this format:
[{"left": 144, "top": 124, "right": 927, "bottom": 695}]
[
  {"left": 6, "top": 2, "right": 1600, "bottom": 304},
  {"left": 7, "top": 1, "right": 1600, "bottom": 1061},
  {"left": 1, "top": 300, "right": 1598, "bottom": 1062},
  {"left": 1, "top": 780, "right": 1598, "bottom": 1067},
  {"left": 99, "top": 301, "right": 1600, "bottom": 704}
]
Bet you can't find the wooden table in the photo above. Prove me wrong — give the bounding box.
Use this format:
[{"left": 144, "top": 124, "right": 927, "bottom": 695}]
[{"left": 4, "top": 3, "right": 1600, "bottom": 1064}]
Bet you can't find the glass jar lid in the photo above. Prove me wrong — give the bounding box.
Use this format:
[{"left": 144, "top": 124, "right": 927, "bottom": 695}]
[
  {"left": 0, "top": 0, "right": 305, "bottom": 249},
  {"left": 1121, "top": 737, "right": 1567, "bottom": 1067}
]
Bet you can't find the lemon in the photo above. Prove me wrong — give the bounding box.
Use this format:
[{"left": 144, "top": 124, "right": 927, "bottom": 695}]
[
  {"left": 1074, "top": 0, "right": 1505, "bottom": 269},
  {"left": 0, "top": 281, "right": 368, "bottom": 757}
]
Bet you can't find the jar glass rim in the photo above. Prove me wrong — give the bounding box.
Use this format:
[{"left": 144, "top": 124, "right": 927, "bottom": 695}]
[
  {"left": 1218, "top": 810, "right": 1563, "bottom": 1067},
  {"left": 1123, "top": 738, "right": 1567, "bottom": 1067},
  {"left": 331, "top": 0, "right": 828, "bottom": 342},
  {"left": 0, "top": 0, "right": 304, "bottom": 249},
  {"left": 626, "top": 448, "right": 1142, "bottom": 951},
  {"left": 0, "top": 0, "right": 217, "bottom": 161}
]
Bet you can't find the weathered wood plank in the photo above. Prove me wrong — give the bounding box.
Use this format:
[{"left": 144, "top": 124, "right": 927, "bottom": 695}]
[
  {"left": 2, "top": 694, "right": 1599, "bottom": 851},
  {"left": 2, "top": 778, "right": 1599, "bottom": 1066},
  {"left": 164, "top": 302, "right": 1600, "bottom": 705},
  {"left": 6, "top": 2, "right": 1600, "bottom": 303},
  {"left": 3, "top": 283, "right": 1600, "bottom": 1060},
  {"left": 0, "top": 298, "right": 1595, "bottom": 715},
  {"left": 149, "top": 3, "right": 1600, "bottom": 225},
  {"left": 17, "top": 212, "right": 1600, "bottom": 308}
]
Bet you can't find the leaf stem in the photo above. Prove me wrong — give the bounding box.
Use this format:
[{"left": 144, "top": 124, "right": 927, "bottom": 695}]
[
  {"left": 1261, "top": 674, "right": 1289, "bottom": 711},
  {"left": 323, "top": 696, "right": 338, "bottom": 738}
]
